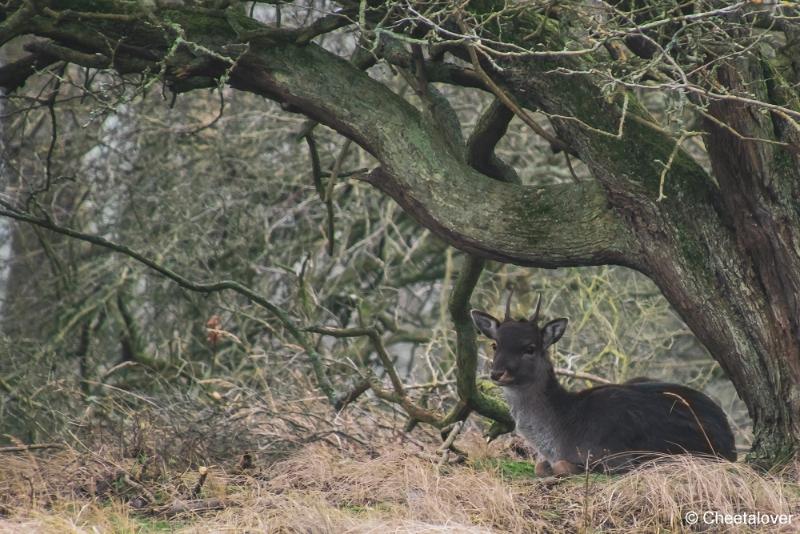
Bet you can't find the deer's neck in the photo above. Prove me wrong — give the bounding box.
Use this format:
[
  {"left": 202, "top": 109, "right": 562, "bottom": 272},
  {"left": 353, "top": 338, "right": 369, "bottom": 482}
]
[{"left": 502, "top": 366, "right": 575, "bottom": 463}]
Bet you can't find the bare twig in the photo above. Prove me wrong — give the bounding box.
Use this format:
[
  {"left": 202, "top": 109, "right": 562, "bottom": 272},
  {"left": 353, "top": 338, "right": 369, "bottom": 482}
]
[
  {"left": 663, "top": 391, "right": 716, "bottom": 456},
  {"left": 437, "top": 420, "right": 464, "bottom": 468},
  {"left": 457, "top": 20, "right": 573, "bottom": 155},
  {"left": 0, "top": 443, "right": 64, "bottom": 453},
  {"left": 324, "top": 138, "right": 351, "bottom": 255},
  {"left": 308, "top": 324, "right": 446, "bottom": 426},
  {"left": 656, "top": 132, "right": 695, "bottom": 202},
  {"left": 554, "top": 368, "right": 612, "bottom": 385}
]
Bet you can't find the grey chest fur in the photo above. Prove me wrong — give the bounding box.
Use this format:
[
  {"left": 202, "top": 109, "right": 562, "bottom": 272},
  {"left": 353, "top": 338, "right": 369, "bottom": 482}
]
[{"left": 503, "top": 386, "right": 570, "bottom": 463}]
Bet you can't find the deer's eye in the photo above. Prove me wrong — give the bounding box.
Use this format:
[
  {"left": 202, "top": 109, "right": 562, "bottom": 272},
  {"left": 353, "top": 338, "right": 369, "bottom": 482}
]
[{"left": 526, "top": 345, "right": 537, "bottom": 353}]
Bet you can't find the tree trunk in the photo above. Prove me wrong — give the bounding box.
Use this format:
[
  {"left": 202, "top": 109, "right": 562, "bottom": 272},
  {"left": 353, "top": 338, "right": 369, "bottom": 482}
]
[
  {"left": 491, "top": 49, "right": 800, "bottom": 466},
  {"left": 701, "top": 58, "right": 800, "bottom": 466}
]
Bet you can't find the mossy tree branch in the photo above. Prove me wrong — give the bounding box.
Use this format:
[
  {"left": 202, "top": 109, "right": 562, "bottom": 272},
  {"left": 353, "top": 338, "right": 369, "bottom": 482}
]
[
  {"left": 444, "top": 98, "right": 525, "bottom": 435},
  {"left": 0, "top": 1, "right": 639, "bottom": 271}
]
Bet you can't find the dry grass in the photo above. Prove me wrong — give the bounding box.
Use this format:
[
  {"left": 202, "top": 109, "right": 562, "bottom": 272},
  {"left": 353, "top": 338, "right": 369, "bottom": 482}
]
[
  {"left": 1, "top": 427, "right": 798, "bottom": 533},
  {"left": 588, "top": 455, "right": 800, "bottom": 532}
]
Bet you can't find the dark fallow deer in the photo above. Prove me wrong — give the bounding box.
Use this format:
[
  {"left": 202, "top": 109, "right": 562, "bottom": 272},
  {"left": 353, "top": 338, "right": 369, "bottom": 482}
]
[{"left": 471, "top": 294, "right": 737, "bottom": 476}]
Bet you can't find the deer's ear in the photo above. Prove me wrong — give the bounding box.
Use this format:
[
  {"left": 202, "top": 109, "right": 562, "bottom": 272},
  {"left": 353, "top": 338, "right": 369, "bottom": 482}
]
[
  {"left": 470, "top": 310, "right": 500, "bottom": 340},
  {"left": 542, "top": 318, "right": 568, "bottom": 348}
]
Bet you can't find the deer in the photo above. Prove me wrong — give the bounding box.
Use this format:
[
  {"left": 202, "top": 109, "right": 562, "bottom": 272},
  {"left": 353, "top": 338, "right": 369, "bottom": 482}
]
[{"left": 471, "top": 294, "right": 737, "bottom": 476}]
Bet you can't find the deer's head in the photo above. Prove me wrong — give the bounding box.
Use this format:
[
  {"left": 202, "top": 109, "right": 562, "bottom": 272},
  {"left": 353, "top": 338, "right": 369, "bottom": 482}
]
[{"left": 471, "top": 293, "right": 567, "bottom": 386}]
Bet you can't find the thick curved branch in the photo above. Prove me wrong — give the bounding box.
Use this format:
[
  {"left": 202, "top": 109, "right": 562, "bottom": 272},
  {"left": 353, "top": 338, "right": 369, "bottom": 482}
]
[
  {"left": 3, "top": 4, "right": 640, "bottom": 270},
  {"left": 230, "top": 43, "right": 639, "bottom": 268},
  {"left": 362, "top": 168, "right": 633, "bottom": 268}
]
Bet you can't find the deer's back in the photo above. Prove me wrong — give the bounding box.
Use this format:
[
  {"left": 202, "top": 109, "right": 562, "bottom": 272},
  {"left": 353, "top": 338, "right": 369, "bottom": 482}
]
[{"left": 563, "top": 381, "right": 737, "bottom": 467}]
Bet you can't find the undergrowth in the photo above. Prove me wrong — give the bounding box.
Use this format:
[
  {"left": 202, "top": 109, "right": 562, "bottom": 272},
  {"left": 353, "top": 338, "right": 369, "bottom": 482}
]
[{"left": 0, "top": 400, "right": 797, "bottom": 533}]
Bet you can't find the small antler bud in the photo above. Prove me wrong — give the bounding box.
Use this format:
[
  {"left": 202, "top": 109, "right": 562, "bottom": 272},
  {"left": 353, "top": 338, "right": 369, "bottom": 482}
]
[
  {"left": 504, "top": 287, "right": 514, "bottom": 321},
  {"left": 529, "top": 294, "right": 542, "bottom": 324}
]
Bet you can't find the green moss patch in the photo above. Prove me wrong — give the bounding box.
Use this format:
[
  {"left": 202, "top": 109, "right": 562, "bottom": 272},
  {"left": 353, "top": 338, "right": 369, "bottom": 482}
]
[{"left": 473, "top": 458, "right": 538, "bottom": 479}]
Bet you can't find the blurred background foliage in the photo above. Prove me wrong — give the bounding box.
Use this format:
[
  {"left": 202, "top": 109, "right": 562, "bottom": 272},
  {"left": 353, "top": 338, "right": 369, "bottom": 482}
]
[{"left": 0, "top": 4, "right": 748, "bottom": 465}]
